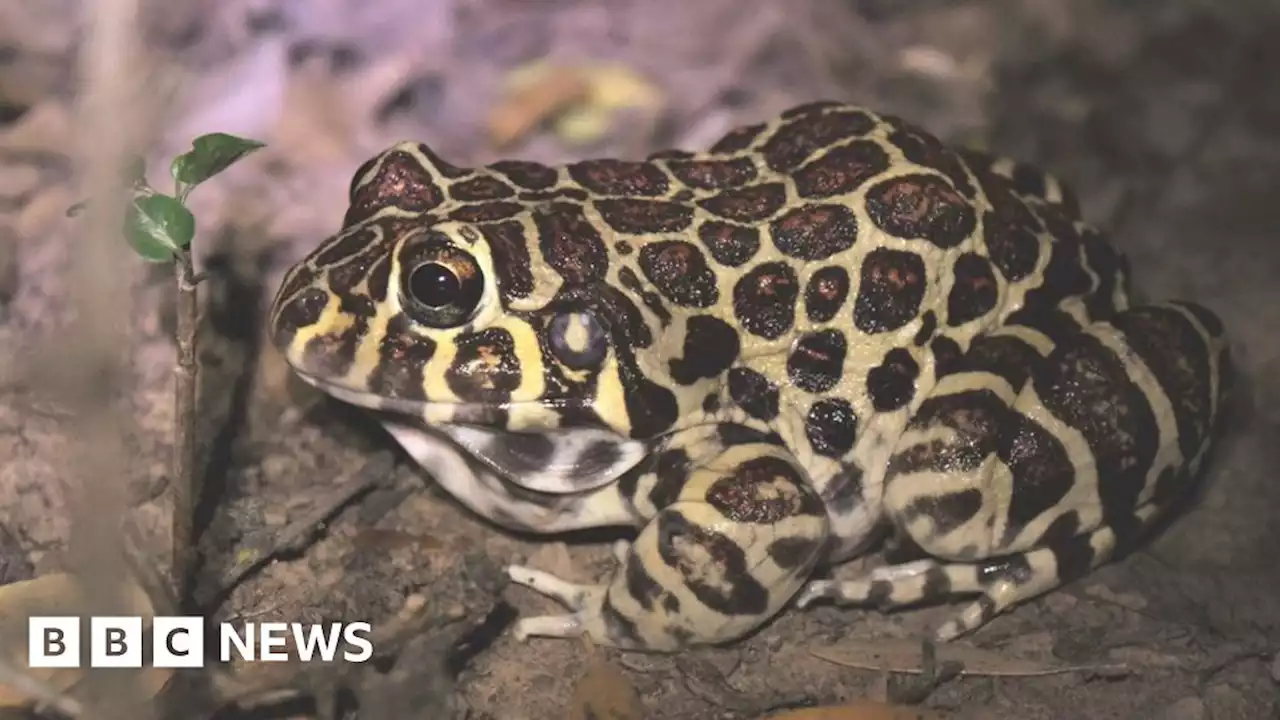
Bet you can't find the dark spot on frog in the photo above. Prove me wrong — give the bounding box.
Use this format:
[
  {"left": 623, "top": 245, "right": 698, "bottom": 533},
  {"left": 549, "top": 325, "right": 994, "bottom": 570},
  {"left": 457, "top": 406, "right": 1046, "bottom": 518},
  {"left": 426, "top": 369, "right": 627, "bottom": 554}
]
[
  {"left": 728, "top": 367, "right": 779, "bottom": 421},
  {"left": 480, "top": 221, "right": 534, "bottom": 302},
  {"left": 647, "top": 448, "right": 692, "bottom": 511},
  {"left": 805, "top": 398, "right": 857, "bottom": 458},
  {"left": 669, "top": 315, "right": 740, "bottom": 385},
  {"left": 769, "top": 203, "right": 858, "bottom": 261},
  {"left": 665, "top": 156, "right": 758, "bottom": 190},
  {"left": 697, "top": 183, "right": 787, "bottom": 223},
  {"left": 698, "top": 221, "right": 760, "bottom": 267},
  {"left": 489, "top": 159, "right": 559, "bottom": 190},
  {"left": 792, "top": 140, "right": 890, "bottom": 199},
  {"left": 787, "top": 329, "right": 847, "bottom": 394},
  {"left": 855, "top": 247, "right": 927, "bottom": 334},
  {"left": 864, "top": 173, "right": 976, "bottom": 249},
  {"left": 804, "top": 265, "right": 850, "bottom": 323},
  {"left": 655, "top": 511, "right": 769, "bottom": 616},
  {"left": 445, "top": 327, "right": 522, "bottom": 403},
  {"left": 709, "top": 122, "right": 767, "bottom": 153},
  {"left": 639, "top": 241, "right": 719, "bottom": 308},
  {"left": 533, "top": 203, "right": 608, "bottom": 284},
  {"left": 448, "top": 174, "right": 515, "bottom": 202},
  {"left": 568, "top": 159, "right": 669, "bottom": 196},
  {"left": 705, "top": 455, "right": 822, "bottom": 524},
  {"left": 733, "top": 262, "right": 799, "bottom": 340},
  {"left": 867, "top": 347, "right": 920, "bottom": 412},
  {"left": 947, "top": 252, "right": 999, "bottom": 326},
  {"left": 344, "top": 149, "right": 445, "bottom": 225},
  {"left": 368, "top": 314, "right": 436, "bottom": 399},
  {"left": 767, "top": 536, "right": 824, "bottom": 570},
  {"left": 760, "top": 108, "right": 878, "bottom": 172},
  {"left": 596, "top": 198, "right": 693, "bottom": 234}
]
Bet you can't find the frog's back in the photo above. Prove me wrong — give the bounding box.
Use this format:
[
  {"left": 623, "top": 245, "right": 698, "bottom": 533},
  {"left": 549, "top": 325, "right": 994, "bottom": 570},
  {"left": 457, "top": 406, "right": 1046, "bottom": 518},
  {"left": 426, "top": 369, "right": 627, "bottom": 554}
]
[
  {"left": 274, "top": 100, "right": 1130, "bottom": 450},
  {"left": 529, "top": 101, "right": 1133, "bottom": 451}
]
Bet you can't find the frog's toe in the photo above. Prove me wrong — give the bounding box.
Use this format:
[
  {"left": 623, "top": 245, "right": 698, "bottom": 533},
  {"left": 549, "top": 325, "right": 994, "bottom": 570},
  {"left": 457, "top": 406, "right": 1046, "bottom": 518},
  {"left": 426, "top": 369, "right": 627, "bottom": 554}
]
[
  {"left": 506, "top": 564, "right": 606, "bottom": 642},
  {"left": 507, "top": 564, "right": 605, "bottom": 610},
  {"left": 512, "top": 611, "right": 589, "bottom": 642},
  {"left": 610, "top": 538, "right": 631, "bottom": 563},
  {"left": 794, "top": 577, "right": 874, "bottom": 608}
]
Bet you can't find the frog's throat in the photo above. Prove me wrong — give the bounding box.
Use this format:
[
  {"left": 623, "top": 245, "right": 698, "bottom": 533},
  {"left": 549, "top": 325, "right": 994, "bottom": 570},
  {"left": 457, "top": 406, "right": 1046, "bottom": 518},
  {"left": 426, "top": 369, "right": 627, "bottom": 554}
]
[{"left": 294, "top": 371, "right": 648, "bottom": 495}]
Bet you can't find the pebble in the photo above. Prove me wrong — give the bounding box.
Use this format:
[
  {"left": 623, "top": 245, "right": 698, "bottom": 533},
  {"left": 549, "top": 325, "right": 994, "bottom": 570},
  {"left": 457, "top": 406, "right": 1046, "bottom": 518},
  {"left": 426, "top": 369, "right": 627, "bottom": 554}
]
[
  {"left": 1160, "top": 696, "right": 1205, "bottom": 720},
  {"left": 1271, "top": 651, "right": 1279, "bottom": 684}
]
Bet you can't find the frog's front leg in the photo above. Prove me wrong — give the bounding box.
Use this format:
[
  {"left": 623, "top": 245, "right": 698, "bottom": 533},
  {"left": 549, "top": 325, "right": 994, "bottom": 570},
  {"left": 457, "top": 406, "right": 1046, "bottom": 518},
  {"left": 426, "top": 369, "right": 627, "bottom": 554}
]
[
  {"left": 507, "top": 425, "right": 831, "bottom": 651},
  {"left": 799, "top": 302, "right": 1230, "bottom": 641}
]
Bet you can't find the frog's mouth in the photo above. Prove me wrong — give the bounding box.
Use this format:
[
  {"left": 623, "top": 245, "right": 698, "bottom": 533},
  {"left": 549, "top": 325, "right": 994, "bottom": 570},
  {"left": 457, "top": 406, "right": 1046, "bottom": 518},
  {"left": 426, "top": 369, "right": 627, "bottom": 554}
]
[{"left": 293, "top": 369, "right": 651, "bottom": 495}]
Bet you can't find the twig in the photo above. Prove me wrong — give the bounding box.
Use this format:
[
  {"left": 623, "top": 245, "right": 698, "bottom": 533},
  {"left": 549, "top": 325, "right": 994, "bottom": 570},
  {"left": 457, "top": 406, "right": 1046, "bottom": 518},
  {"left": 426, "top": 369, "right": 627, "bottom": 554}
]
[{"left": 172, "top": 248, "right": 201, "bottom": 607}]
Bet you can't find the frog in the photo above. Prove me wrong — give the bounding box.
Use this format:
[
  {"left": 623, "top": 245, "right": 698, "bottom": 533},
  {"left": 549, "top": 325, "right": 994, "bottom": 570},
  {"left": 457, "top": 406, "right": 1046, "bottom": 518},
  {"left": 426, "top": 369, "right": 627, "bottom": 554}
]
[{"left": 267, "top": 101, "right": 1231, "bottom": 652}]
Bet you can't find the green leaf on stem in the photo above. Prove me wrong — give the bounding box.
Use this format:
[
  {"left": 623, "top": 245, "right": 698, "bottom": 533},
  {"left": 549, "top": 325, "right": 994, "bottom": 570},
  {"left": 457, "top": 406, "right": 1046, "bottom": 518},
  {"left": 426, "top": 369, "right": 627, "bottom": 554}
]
[
  {"left": 170, "top": 132, "right": 266, "bottom": 194},
  {"left": 124, "top": 194, "right": 196, "bottom": 262}
]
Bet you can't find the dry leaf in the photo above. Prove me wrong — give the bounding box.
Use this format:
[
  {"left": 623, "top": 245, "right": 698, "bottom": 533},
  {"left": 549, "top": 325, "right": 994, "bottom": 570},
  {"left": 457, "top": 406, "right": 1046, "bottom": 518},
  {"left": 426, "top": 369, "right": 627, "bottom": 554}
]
[
  {"left": 553, "top": 64, "right": 663, "bottom": 145},
  {"left": 0, "top": 572, "right": 169, "bottom": 708},
  {"left": 567, "top": 655, "right": 645, "bottom": 720},
  {"left": 764, "top": 700, "right": 945, "bottom": 719},
  {"left": 0, "top": 101, "right": 72, "bottom": 152},
  {"left": 488, "top": 63, "right": 591, "bottom": 148},
  {"left": 810, "top": 639, "right": 1128, "bottom": 678},
  {"left": 490, "top": 62, "right": 664, "bottom": 147}
]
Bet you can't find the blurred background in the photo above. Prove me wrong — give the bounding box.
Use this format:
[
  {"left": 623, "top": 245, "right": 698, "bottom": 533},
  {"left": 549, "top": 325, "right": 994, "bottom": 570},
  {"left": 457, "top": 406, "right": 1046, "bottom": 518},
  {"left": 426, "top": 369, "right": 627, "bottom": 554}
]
[{"left": 0, "top": 1, "right": 1277, "bottom": 718}]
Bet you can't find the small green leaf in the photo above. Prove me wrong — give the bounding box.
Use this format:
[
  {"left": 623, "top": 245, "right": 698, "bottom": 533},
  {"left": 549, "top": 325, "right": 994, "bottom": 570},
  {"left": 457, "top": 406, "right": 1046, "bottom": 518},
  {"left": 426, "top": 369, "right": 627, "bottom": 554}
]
[
  {"left": 124, "top": 194, "right": 195, "bottom": 262},
  {"left": 170, "top": 133, "right": 266, "bottom": 190}
]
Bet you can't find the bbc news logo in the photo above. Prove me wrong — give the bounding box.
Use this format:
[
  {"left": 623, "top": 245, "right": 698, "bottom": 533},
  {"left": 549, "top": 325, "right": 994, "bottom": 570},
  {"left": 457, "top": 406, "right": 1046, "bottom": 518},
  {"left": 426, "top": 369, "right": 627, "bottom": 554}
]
[{"left": 28, "top": 617, "right": 373, "bottom": 668}]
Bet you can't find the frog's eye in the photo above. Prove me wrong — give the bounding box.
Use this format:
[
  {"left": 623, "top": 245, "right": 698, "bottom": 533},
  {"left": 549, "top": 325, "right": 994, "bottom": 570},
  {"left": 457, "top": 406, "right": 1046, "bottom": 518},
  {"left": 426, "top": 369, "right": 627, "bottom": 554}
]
[{"left": 400, "top": 246, "right": 485, "bottom": 329}]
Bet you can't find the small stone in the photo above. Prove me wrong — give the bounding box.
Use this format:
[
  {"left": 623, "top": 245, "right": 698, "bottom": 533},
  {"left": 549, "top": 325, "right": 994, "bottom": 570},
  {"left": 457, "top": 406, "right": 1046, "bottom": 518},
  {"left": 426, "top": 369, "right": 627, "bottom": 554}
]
[
  {"left": 1084, "top": 583, "right": 1147, "bottom": 610},
  {"left": 1271, "top": 651, "right": 1279, "bottom": 683},
  {"left": 1043, "top": 592, "right": 1077, "bottom": 614},
  {"left": 1205, "top": 683, "right": 1248, "bottom": 716},
  {"left": 1161, "top": 696, "right": 1206, "bottom": 720},
  {"left": 764, "top": 633, "right": 784, "bottom": 652},
  {"left": 262, "top": 509, "right": 289, "bottom": 526}
]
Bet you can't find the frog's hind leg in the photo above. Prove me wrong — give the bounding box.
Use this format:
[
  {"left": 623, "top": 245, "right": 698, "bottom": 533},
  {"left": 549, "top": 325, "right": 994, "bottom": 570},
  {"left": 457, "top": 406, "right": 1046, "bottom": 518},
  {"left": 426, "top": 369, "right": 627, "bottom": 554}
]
[
  {"left": 798, "top": 301, "right": 1230, "bottom": 640},
  {"left": 799, "top": 513, "right": 1152, "bottom": 641},
  {"left": 507, "top": 423, "right": 831, "bottom": 651}
]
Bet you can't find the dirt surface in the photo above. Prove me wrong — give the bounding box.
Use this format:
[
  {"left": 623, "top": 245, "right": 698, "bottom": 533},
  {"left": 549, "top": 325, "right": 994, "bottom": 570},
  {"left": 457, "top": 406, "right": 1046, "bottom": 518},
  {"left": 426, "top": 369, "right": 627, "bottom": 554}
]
[{"left": 1, "top": 0, "right": 1278, "bottom": 718}]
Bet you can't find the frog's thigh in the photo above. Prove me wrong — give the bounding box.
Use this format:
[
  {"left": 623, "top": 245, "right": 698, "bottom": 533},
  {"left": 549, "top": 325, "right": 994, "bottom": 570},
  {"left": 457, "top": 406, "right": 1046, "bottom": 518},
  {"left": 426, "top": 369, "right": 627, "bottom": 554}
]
[
  {"left": 508, "top": 433, "right": 830, "bottom": 651},
  {"left": 799, "top": 302, "right": 1229, "bottom": 640}
]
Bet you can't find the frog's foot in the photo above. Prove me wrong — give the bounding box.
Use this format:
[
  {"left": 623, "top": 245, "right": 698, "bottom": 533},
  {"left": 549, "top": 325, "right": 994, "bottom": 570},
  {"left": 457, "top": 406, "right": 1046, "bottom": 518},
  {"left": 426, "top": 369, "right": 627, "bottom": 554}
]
[
  {"left": 504, "top": 540, "right": 634, "bottom": 641},
  {"left": 506, "top": 565, "right": 608, "bottom": 642},
  {"left": 506, "top": 425, "right": 830, "bottom": 652}
]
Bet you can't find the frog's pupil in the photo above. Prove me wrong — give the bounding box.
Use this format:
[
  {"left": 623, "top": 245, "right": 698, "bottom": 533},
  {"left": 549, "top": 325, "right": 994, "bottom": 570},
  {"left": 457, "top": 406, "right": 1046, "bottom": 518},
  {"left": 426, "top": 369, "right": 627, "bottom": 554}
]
[{"left": 410, "top": 263, "right": 459, "bottom": 308}]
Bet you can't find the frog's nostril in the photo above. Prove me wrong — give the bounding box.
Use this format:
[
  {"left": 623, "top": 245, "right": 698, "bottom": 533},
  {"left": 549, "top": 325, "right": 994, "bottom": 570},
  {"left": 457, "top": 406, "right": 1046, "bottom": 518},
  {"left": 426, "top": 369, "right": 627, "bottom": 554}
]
[{"left": 547, "top": 311, "right": 608, "bottom": 370}]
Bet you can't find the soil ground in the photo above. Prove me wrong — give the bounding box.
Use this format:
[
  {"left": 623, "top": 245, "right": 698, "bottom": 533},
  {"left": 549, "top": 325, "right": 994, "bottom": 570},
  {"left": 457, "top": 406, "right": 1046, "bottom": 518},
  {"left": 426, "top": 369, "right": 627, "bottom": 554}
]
[{"left": 1, "top": 0, "right": 1277, "bottom": 718}]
